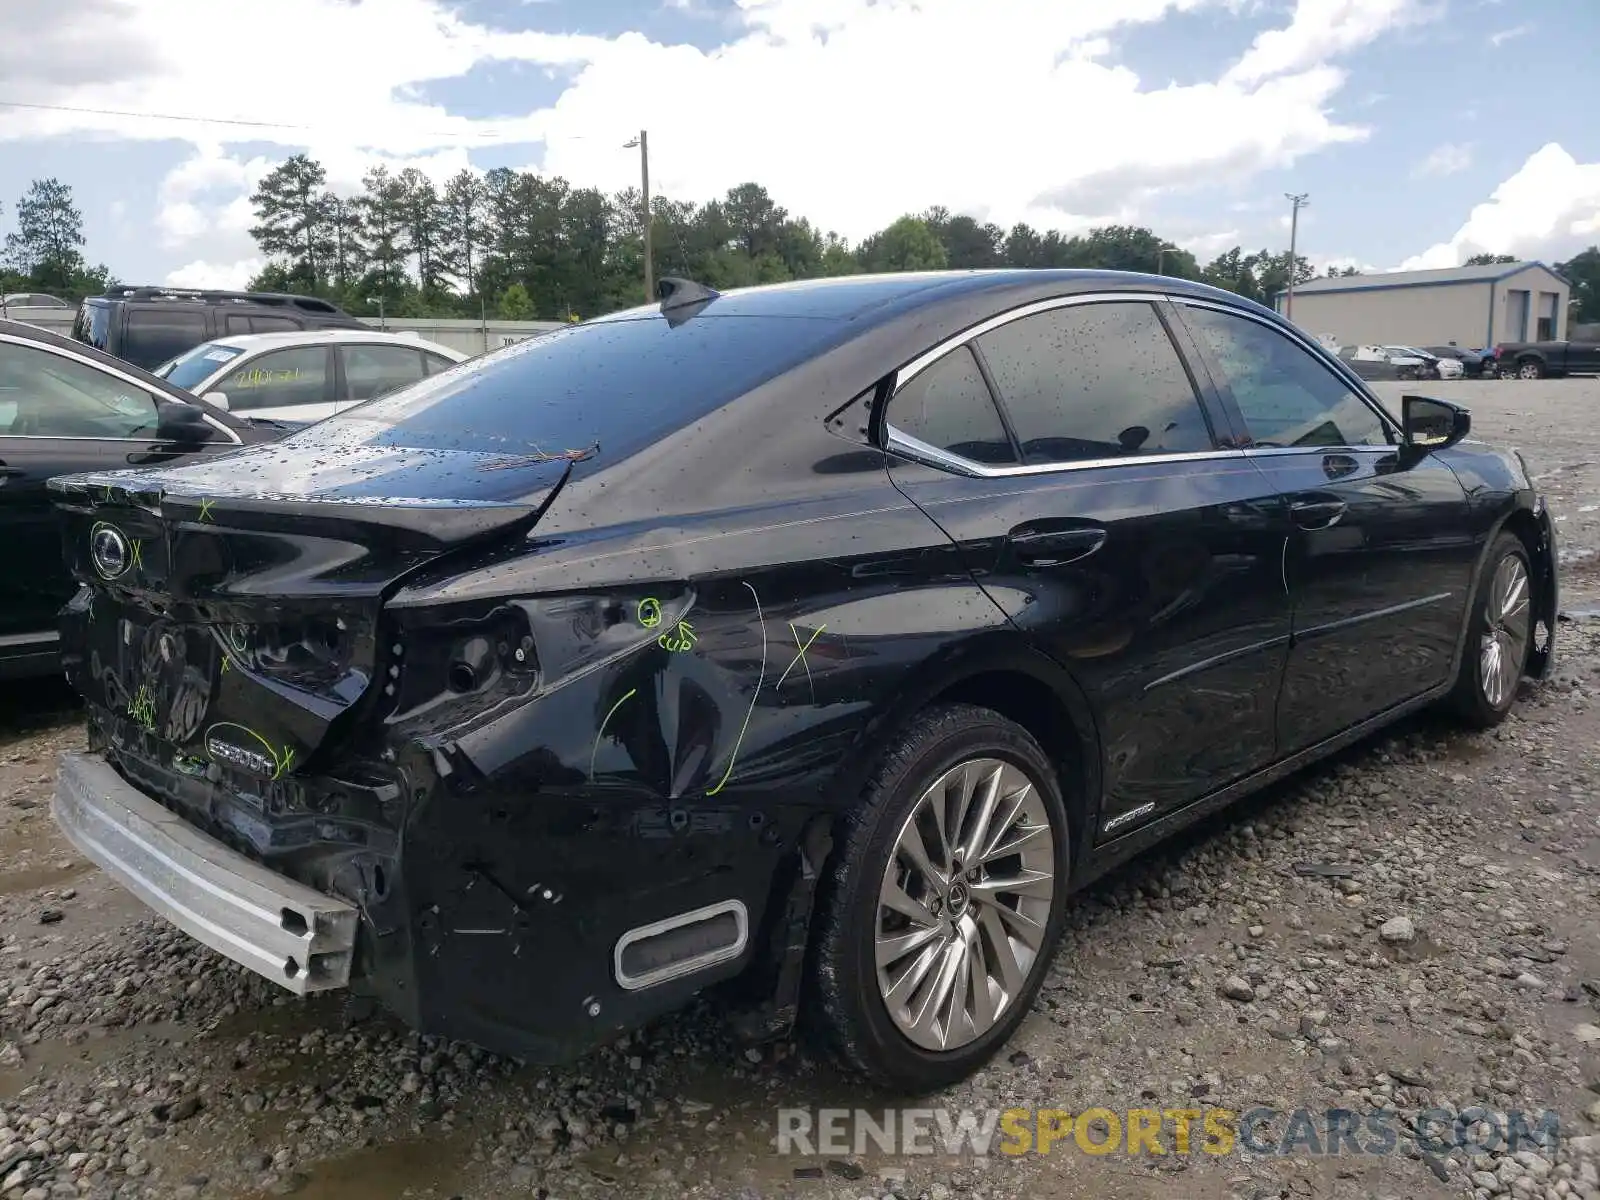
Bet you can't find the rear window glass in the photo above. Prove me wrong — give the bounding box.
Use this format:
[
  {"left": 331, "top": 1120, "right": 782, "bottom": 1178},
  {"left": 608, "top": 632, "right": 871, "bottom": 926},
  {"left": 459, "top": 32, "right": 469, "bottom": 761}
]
[
  {"left": 319, "top": 314, "right": 854, "bottom": 458},
  {"left": 72, "top": 301, "right": 112, "bottom": 351}
]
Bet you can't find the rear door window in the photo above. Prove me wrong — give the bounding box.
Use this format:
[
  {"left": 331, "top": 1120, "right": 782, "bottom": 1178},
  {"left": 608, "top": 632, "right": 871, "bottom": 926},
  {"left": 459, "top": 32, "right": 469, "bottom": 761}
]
[
  {"left": 341, "top": 344, "right": 427, "bottom": 402},
  {"left": 889, "top": 345, "right": 1017, "bottom": 465},
  {"left": 974, "top": 301, "right": 1217, "bottom": 464},
  {"left": 218, "top": 346, "right": 331, "bottom": 412},
  {"left": 249, "top": 315, "right": 300, "bottom": 333},
  {"left": 122, "top": 308, "right": 209, "bottom": 369}
]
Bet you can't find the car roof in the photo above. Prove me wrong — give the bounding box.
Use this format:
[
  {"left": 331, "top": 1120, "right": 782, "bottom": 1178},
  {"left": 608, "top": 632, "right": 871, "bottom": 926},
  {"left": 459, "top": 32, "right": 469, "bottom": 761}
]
[
  {"left": 196, "top": 329, "right": 466, "bottom": 357},
  {"left": 592, "top": 268, "right": 1276, "bottom": 326}
]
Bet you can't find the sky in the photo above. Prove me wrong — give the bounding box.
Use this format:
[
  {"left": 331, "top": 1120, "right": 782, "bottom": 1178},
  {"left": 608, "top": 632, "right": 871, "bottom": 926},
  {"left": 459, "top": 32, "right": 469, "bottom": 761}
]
[{"left": 0, "top": 0, "right": 1596, "bottom": 290}]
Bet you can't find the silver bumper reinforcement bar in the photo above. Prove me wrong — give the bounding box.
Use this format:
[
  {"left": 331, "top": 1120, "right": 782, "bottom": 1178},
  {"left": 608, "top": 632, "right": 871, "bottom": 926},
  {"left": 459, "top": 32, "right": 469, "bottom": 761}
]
[{"left": 52, "top": 752, "right": 357, "bottom": 995}]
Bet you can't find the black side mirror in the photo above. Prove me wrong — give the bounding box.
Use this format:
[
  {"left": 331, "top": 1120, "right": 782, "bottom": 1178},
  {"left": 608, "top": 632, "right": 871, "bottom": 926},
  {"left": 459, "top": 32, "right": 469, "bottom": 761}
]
[
  {"left": 155, "top": 401, "right": 213, "bottom": 444},
  {"left": 1399, "top": 395, "right": 1469, "bottom": 464}
]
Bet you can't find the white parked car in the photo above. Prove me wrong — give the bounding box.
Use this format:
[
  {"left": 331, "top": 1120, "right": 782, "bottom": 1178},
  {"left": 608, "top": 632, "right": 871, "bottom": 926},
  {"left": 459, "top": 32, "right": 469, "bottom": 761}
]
[
  {"left": 153, "top": 330, "right": 467, "bottom": 424},
  {"left": 1384, "top": 345, "right": 1464, "bottom": 380}
]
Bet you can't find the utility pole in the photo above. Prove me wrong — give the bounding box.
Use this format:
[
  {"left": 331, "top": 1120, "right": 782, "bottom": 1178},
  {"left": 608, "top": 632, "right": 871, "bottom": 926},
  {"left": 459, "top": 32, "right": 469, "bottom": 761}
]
[
  {"left": 1157, "top": 243, "right": 1176, "bottom": 276},
  {"left": 625, "top": 131, "right": 653, "bottom": 302},
  {"left": 1284, "top": 192, "right": 1310, "bottom": 321}
]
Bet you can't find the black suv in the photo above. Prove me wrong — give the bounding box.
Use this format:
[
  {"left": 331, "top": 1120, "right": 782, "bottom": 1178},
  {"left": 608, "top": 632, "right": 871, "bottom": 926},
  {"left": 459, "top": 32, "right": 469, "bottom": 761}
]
[{"left": 71, "top": 287, "right": 365, "bottom": 371}]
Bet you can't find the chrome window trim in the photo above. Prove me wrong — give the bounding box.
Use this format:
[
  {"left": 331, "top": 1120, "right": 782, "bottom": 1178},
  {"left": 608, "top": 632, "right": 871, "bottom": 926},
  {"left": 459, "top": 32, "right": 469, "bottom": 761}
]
[
  {"left": 886, "top": 426, "right": 1250, "bottom": 479},
  {"left": 890, "top": 290, "right": 1151, "bottom": 393},
  {"left": 884, "top": 289, "right": 1242, "bottom": 479},
  {"left": 0, "top": 333, "right": 242, "bottom": 446},
  {"left": 1162, "top": 294, "right": 1404, "bottom": 437}
]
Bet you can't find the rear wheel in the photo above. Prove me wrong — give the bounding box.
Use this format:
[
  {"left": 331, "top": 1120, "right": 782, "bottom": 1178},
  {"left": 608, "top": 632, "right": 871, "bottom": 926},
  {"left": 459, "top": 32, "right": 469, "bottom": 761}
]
[
  {"left": 1517, "top": 358, "right": 1544, "bottom": 380},
  {"left": 809, "top": 705, "right": 1071, "bottom": 1092},
  {"left": 1447, "top": 533, "right": 1533, "bottom": 728}
]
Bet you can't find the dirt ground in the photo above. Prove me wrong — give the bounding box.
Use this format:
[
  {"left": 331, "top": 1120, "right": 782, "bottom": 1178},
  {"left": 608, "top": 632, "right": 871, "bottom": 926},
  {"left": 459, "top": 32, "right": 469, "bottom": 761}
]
[{"left": 1, "top": 378, "right": 1599, "bottom": 1200}]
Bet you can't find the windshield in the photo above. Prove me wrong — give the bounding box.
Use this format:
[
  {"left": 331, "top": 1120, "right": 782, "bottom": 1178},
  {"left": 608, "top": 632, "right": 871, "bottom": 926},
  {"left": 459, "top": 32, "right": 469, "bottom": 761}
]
[
  {"left": 158, "top": 342, "right": 247, "bottom": 390},
  {"left": 313, "top": 313, "right": 855, "bottom": 460}
]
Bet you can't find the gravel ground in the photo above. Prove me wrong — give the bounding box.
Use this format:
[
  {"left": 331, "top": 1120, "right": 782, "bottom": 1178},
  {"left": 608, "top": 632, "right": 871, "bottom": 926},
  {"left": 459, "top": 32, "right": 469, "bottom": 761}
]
[{"left": 2, "top": 378, "right": 1599, "bottom": 1200}]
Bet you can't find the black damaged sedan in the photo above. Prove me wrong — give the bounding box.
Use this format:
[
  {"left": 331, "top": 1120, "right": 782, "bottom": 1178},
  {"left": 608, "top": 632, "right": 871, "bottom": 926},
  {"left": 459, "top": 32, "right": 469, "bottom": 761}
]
[{"left": 47, "top": 271, "right": 1557, "bottom": 1092}]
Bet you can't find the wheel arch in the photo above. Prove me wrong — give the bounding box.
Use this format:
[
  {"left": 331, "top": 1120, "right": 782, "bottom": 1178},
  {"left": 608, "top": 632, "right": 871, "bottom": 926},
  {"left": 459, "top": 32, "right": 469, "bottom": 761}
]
[
  {"left": 1500, "top": 505, "right": 1559, "bottom": 678},
  {"left": 827, "top": 630, "right": 1103, "bottom": 874},
  {"left": 1448, "top": 501, "right": 1557, "bottom": 684}
]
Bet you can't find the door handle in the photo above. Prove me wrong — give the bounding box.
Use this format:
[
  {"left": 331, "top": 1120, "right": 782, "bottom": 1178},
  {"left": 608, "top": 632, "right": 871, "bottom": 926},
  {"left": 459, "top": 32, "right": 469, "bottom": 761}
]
[
  {"left": 1289, "top": 497, "right": 1347, "bottom": 530},
  {"left": 1008, "top": 526, "right": 1107, "bottom": 567}
]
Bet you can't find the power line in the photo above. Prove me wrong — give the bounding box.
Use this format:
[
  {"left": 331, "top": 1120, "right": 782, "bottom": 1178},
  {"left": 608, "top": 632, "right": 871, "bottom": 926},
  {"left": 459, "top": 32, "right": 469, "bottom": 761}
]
[{"left": 0, "top": 97, "right": 590, "bottom": 143}]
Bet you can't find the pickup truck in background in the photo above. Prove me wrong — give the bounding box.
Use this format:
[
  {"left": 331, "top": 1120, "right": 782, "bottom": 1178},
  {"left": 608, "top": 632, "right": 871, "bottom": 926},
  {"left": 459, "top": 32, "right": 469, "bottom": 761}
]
[{"left": 1494, "top": 339, "right": 1600, "bottom": 379}]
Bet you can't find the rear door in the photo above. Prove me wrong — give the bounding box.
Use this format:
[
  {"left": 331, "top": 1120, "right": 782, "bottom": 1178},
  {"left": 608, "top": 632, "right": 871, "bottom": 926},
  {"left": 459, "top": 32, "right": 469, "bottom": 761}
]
[
  {"left": 884, "top": 293, "right": 1293, "bottom": 839},
  {"left": 1170, "top": 299, "right": 1477, "bottom": 752},
  {"left": 0, "top": 335, "right": 238, "bottom": 641},
  {"left": 335, "top": 344, "right": 430, "bottom": 413}
]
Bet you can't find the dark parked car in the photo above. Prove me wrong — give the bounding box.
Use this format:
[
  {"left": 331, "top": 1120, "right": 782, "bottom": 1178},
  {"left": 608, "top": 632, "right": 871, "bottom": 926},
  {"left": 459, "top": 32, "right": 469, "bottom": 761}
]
[
  {"left": 1424, "top": 345, "right": 1495, "bottom": 379},
  {"left": 71, "top": 287, "right": 365, "bottom": 371},
  {"left": 1494, "top": 338, "right": 1600, "bottom": 379},
  {"left": 0, "top": 319, "right": 286, "bottom": 678},
  {"left": 47, "top": 272, "right": 1558, "bottom": 1092}
]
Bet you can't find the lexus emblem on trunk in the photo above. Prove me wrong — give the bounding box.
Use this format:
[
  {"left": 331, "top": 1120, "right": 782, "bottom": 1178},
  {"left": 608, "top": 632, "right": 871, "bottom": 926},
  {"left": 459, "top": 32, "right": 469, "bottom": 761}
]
[{"left": 90, "top": 523, "right": 130, "bottom": 580}]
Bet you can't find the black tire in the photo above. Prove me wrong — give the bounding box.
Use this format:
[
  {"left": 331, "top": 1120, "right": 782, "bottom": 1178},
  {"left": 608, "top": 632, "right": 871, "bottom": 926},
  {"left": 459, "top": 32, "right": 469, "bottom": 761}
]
[
  {"left": 1447, "top": 532, "right": 1534, "bottom": 729},
  {"left": 808, "top": 704, "right": 1071, "bottom": 1093},
  {"left": 1517, "top": 358, "right": 1544, "bottom": 380}
]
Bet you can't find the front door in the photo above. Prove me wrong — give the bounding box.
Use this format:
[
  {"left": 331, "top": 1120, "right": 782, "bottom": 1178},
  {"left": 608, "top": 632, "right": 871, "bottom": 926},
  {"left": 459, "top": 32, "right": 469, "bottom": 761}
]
[
  {"left": 1171, "top": 300, "right": 1478, "bottom": 753},
  {"left": 0, "top": 336, "right": 229, "bottom": 640},
  {"left": 884, "top": 294, "right": 1293, "bottom": 840}
]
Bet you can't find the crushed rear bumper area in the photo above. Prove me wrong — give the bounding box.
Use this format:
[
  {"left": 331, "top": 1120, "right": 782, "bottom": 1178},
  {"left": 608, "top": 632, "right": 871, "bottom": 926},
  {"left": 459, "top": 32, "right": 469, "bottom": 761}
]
[{"left": 52, "top": 751, "right": 358, "bottom": 995}]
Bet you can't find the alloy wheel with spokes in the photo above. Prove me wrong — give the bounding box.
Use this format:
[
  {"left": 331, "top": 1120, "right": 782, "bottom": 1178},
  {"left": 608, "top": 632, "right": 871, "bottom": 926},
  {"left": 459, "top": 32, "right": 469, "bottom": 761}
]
[
  {"left": 1479, "top": 552, "right": 1531, "bottom": 708},
  {"left": 809, "top": 704, "right": 1072, "bottom": 1091},
  {"left": 874, "top": 758, "right": 1057, "bottom": 1052}
]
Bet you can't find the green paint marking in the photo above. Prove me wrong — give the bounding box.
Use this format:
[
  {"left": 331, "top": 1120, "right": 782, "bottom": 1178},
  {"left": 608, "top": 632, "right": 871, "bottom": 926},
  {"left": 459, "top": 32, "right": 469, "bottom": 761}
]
[
  {"left": 197, "top": 498, "right": 215, "bottom": 524},
  {"left": 777, "top": 622, "right": 826, "bottom": 691},
  {"left": 589, "top": 687, "right": 638, "bottom": 783},
  {"left": 127, "top": 539, "right": 144, "bottom": 570},
  {"left": 707, "top": 582, "right": 766, "bottom": 797},
  {"left": 657, "top": 620, "right": 697, "bottom": 653},
  {"left": 126, "top": 684, "right": 156, "bottom": 732},
  {"left": 100, "top": 484, "right": 114, "bottom": 503},
  {"left": 637, "top": 597, "right": 662, "bottom": 628}
]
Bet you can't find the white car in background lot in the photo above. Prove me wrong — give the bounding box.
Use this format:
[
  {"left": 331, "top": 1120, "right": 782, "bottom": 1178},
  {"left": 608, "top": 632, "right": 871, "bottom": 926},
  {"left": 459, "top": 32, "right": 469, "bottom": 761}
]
[
  {"left": 154, "top": 329, "right": 466, "bottom": 424},
  {"left": 1384, "top": 344, "right": 1465, "bottom": 380}
]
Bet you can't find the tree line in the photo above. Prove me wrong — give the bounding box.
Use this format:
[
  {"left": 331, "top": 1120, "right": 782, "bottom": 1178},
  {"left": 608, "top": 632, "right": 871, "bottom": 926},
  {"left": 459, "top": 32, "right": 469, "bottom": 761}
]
[
  {"left": 4, "top": 168, "right": 1598, "bottom": 330},
  {"left": 240, "top": 154, "right": 1345, "bottom": 322}
]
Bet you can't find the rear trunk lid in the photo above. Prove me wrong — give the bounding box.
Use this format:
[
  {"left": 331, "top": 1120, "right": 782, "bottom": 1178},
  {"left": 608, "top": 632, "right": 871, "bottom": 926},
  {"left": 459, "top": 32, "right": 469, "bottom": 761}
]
[{"left": 49, "top": 437, "right": 572, "bottom": 779}]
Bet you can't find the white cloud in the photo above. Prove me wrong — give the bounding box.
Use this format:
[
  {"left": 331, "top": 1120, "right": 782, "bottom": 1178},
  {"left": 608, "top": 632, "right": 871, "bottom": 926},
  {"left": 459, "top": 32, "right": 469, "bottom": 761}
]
[
  {"left": 1413, "top": 141, "right": 1473, "bottom": 179},
  {"left": 1310, "top": 253, "right": 1381, "bottom": 274},
  {"left": 1, "top": 0, "right": 1432, "bottom": 285},
  {"left": 1489, "top": 24, "right": 1530, "bottom": 46},
  {"left": 165, "top": 257, "right": 266, "bottom": 289},
  {"left": 1224, "top": 0, "right": 1430, "bottom": 87},
  {"left": 1181, "top": 229, "right": 1244, "bottom": 259},
  {"left": 1401, "top": 143, "right": 1600, "bottom": 269}
]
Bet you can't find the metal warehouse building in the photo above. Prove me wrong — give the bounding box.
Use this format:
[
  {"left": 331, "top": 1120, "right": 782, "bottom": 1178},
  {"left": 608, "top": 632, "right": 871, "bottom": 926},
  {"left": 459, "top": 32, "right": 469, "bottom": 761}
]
[{"left": 1275, "top": 261, "right": 1571, "bottom": 350}]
